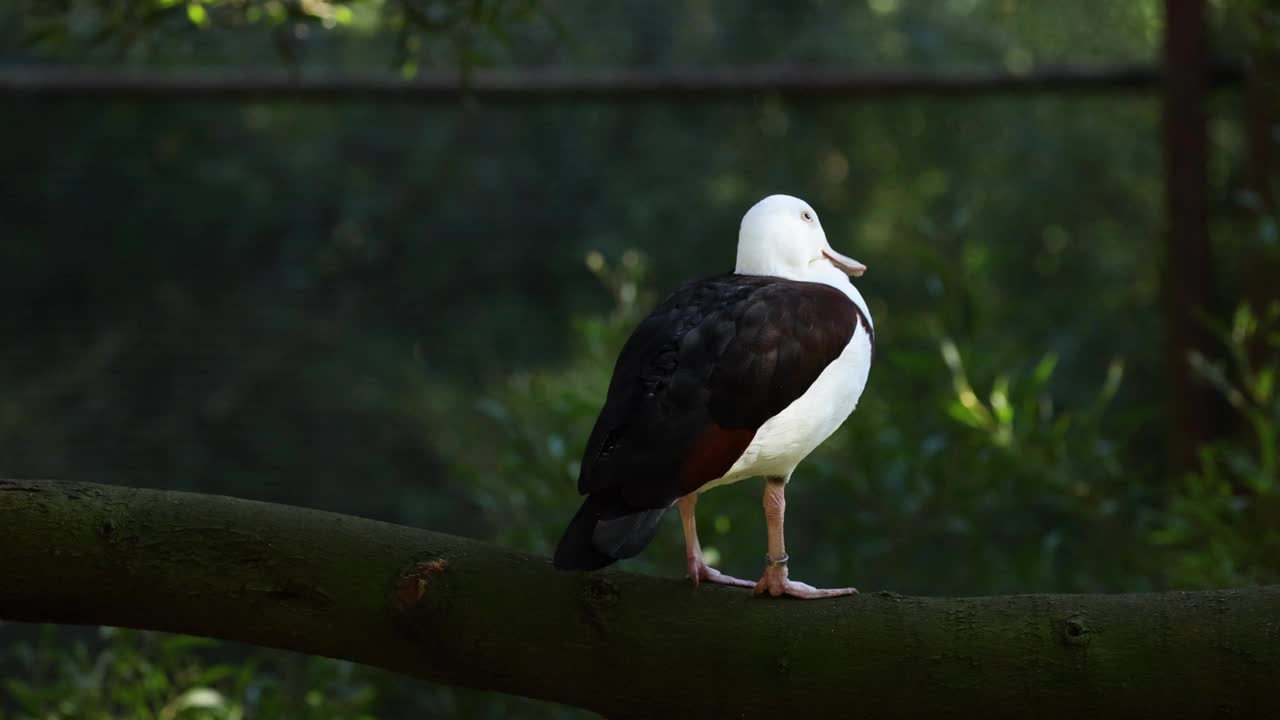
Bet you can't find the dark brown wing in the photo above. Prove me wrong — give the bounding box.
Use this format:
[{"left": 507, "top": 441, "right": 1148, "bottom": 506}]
[{"left": 577, "top": 273, "right": 865, "bottom": 508}]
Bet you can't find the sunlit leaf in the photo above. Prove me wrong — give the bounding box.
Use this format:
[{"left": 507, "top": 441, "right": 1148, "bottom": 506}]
[
  {"left": 991, "top": 375, "right": 1013, "bottom": 427},
  {"left": 946, "top": 401, "right": 985, "bottom": 429},
  {"left": 1031, "top": 353, "right": 1058, "bottom": 386},
  {"left": 1253, "top": 368, "right": 1274, "bottom": 404},
  {"left": 186, "top": 3, "right": 209, "bottom": 27}
]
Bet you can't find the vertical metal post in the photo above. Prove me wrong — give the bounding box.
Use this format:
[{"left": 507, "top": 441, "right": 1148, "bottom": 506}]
[
  {"left": 1162, "top": 0, "right": 1216, "bottom": 468},
  {"left": 1243, "top": 6, "right": 1279, "bottom": 320}
]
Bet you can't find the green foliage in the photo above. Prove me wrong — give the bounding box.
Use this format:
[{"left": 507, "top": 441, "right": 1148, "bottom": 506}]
[
  {"left": 0, "top": 625, "right": 592, "bottom": 720},
  {"left": 1154, "top": 302, "right": 1280, "bottom": 588},
  {"left": 2, "top": 627, "right": 377, "bottom": 720},
  {"left": 430, "top": 251, "right": 653, "bottom": 559},
  {"left": 13, "top": 0, "right": 558, "bottom": 70}
]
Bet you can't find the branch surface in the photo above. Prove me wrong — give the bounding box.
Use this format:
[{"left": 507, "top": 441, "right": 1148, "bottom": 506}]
[{"left": 1, "top": 479, "right": 1277, "bottom": 719}]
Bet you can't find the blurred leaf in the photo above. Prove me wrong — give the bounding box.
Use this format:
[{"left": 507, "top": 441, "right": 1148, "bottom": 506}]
[{"left": 186, "top": 3, "right": 209, "bottom": 28}]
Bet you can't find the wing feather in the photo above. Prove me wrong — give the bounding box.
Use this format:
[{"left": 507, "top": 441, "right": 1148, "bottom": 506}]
[{"left": 577, "top": 274, "right": 865, "bottom": 509}]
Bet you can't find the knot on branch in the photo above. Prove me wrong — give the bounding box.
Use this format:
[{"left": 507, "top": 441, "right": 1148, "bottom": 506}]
[
  {"left": 396, "top": 558, "right": 450, "bottom": 611},
  {"left": 1061, "top": 614, "right": 1091, "bottom": 646},
  {"left": 583, "top": 575, "right": 619, "bottom": 612},
  {"left": 97, "top": 518, "right": 118, "bottom": 540}
]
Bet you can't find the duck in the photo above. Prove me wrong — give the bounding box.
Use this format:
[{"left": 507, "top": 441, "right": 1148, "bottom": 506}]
[{"left": 553, "top": 194, "right": 873, "bottom": 598}]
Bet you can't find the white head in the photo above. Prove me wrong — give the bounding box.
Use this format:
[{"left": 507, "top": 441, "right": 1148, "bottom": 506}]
[{"left": 734, "top": 194, "right": 866, "bottom": 286}]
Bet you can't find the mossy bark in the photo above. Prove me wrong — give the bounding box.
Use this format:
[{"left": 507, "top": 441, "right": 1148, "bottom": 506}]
[{"left": 2, "top": 479, "right": 1278, "bottom": 719}]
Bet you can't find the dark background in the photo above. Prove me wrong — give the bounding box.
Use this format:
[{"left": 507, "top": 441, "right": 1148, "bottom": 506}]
[{"left": 2, "top": 1, "right": 1277, "bottom": 718}]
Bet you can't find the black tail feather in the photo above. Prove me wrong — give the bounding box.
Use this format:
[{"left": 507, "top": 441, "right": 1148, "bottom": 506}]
[{"left": 553, "top": 490, "right": 667, "bottom": 571}]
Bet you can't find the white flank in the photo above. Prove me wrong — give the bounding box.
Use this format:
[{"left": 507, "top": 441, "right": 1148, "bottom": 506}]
[{"left": 700, "top": 319, "right": 873, "bottom": 491}]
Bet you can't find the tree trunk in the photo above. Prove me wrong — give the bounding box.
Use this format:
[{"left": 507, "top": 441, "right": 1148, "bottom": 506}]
[{"left": 1, "top": 478, "right": 1277, "bottom": 719}]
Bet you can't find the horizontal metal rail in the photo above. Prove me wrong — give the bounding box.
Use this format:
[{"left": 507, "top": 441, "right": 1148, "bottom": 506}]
[{"left": 0, "top": 62, "right": 1247, "bottom": 102}]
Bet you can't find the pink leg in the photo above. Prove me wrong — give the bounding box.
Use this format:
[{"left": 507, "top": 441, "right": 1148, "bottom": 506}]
[
  {"left": 753, "top": 478, "right": 858, "bottom": 599},
  {"left": 679, "top": 494, "right": 754, "bottom": 588}
]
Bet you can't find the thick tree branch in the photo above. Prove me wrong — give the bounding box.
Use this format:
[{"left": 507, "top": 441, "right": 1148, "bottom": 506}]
[
  {"left": 1, "top": 478, "right": 1277, "bottom": 719},
  {"left": 0, "top": 63, "right": 1245, "bottom": 102}
]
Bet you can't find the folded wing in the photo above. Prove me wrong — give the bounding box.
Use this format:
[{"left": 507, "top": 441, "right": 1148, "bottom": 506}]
[{"left": 554, "top": 273, "right": 865, "bottom": 569}]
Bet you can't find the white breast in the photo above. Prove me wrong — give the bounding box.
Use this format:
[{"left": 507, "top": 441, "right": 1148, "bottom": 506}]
[{"left": 700, "top": 320, "right": 873, "bottom": 492}]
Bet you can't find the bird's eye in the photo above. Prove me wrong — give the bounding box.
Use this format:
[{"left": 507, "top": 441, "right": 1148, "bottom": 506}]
[{"left": 801, "top": 210, "right": 814, "bottom": 222}]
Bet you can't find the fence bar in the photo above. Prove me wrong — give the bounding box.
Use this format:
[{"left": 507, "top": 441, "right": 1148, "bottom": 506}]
[
  {"left": 1162, "top": 0, "right": 1219, "bottom": 468},
  {"left": 0, "top": 62, "right": 1246, "bottom": 102}
]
